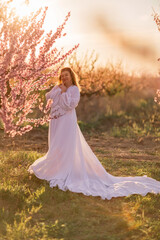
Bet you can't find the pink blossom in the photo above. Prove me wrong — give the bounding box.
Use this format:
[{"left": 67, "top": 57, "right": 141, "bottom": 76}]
[{"left": 0, "top": 2, "right": 79, "bottom": 137}]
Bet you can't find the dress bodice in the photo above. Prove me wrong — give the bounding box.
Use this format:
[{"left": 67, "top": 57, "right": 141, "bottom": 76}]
[{"left": 45, "top": 84, "right": 80, "bottom": 119}]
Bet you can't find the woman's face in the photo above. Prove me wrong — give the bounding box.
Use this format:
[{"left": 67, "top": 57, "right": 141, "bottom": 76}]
[{"left": 61, "top": 71, "right": 72, "bottom": 87}]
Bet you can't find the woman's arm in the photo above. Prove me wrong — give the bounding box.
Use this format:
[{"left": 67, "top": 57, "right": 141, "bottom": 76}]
[
  {"left": 45, "top": 85, "right": 61, "bottom": 101},
  {"left": 58, "top": 86, "right": 80, "bottom": 111}
]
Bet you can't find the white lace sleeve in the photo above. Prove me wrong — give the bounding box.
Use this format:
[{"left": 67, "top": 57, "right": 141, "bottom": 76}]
[
  {"left": 58, "top": 86, "right": 80, "bottom": 111},
  {"left": 45, "top": 85, "right": 61, "bottom": 101}
]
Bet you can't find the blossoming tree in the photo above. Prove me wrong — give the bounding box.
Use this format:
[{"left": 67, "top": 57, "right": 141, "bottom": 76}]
[
  {"left": 154, "top": 12, "right": 160, "bottom": 104},
  {"left": 0, "top": 1, "right": 79, "bottom": 137}
]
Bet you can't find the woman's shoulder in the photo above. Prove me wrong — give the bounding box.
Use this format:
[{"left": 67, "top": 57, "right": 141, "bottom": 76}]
[
  {"left": 69, "top": 85, "right": 80, "bottom": 92},
  {"left": 68, "top": 85, "right": 80, "bottom": 96}
]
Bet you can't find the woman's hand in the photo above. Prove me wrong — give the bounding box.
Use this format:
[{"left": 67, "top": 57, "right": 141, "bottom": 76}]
[{"left": 59, "top": 83, "right": 67, "bottom": 93}]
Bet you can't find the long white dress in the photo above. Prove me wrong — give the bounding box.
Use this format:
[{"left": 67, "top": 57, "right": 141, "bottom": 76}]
[{"left": 28, "top": 84, "right": 160, "bottom": 200}]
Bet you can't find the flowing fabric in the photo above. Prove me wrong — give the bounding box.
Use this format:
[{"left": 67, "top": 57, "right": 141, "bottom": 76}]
[{"left": 28, "top": 85, "right": 160, "bottom": 200}]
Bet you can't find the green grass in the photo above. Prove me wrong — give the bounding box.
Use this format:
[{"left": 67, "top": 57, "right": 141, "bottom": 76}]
[
  {"left": 0, "top": 150, "right": 160, "bottom": 240},
  {"left": 78, "top": 98, "right": 160, "bottom": 138},
  {"left": 109, "top": 98, "right": 160, "bottom": 138},
  {"left": 0, "top": 98, "right": 160, "bottom": 239}
]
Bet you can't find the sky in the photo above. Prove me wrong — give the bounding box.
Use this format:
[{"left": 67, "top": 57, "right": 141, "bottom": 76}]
[{"left": 10, "top": 0, "right": 160, "bottom": 75}]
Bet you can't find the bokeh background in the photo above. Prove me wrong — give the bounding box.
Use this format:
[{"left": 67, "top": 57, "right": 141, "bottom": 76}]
[
  {"left": 11, "top": 0, "right": 160, "bottom": 74},
  {"left": 1, "top": 1, "right": 160, "bottom": 239}
]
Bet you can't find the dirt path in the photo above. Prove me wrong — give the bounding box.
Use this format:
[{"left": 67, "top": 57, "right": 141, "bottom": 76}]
[
  {"left": 88, "top": 133, "right": 160, "bottom": 162},
  {"left": 0, "top": 128, "right": 160, "bottom": 162}
]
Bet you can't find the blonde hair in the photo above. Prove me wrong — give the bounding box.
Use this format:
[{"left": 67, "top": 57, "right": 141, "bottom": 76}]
[{"left": 57, "top": 67, "right": 81, "bottom": 92}]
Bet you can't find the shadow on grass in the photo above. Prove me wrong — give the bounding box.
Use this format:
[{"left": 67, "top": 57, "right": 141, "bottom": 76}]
[{"left": 1, "top": 149, "right": 160, "bottom": 239}]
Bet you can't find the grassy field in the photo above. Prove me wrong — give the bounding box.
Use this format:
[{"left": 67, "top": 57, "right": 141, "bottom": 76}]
[{"left": 0, "top": 98, "right": 160, "bottom": 240}]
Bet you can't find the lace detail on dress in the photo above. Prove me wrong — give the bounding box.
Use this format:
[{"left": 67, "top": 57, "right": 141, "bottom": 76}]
[
  {"left": 49, "top": 105, "right": 66, "bottom": 119},
  {"left": 58, "top": 86, "right": 80, "bottom": 112},
  {"left": 46, "top": 85, "right": 80, "bottom": 120}
]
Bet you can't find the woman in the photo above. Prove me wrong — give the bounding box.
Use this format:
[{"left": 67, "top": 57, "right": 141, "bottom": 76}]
[{"left": 28, "top": 67, "right": 160, "bottom": 200}]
